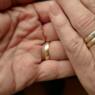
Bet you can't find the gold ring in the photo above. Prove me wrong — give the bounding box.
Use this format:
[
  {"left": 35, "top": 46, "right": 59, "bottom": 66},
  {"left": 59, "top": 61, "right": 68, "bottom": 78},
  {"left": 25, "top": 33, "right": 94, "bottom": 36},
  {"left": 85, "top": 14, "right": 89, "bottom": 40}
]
[
  {"left": 85, "top": 31, "right": 95, "bottom": 43},
  {"left": 85, "top": 31, "right": 95, "bottom": 48},
  {"left": 42, "top": 42, "right": 50, "bottom": 60},
  {"left": 87, "top": 38, "right": 95, "bottom": 48}
]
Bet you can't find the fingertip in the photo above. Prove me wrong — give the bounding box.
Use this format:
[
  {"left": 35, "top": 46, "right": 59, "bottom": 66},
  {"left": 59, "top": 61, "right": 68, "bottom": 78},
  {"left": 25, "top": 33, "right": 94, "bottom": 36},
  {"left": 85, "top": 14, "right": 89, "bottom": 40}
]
[
  {"left": 49, "top": 1, "right": 61, "bottom": 16},
  {"left": 33, "top": 1, "right": 50, "bottom": 23}
]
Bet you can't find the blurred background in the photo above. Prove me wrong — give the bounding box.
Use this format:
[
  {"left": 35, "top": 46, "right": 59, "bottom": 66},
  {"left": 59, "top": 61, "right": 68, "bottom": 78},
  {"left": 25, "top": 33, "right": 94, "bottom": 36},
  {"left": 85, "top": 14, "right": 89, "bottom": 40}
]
[{"left": 15, "top": 77, "right": 88, "bottom": 95}]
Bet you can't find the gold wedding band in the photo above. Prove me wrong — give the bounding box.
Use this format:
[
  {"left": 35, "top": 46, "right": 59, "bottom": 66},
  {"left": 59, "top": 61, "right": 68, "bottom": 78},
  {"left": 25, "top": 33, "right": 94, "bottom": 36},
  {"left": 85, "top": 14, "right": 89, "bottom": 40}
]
[
  {"left": 87, "top": 38, "right": 95, "bottom": 48},
  {"left": 85, "top": 31, "right": 95, "bottom": 48},
  {"left": 42, "top": 42, "right": 50, "bottom": 60}
]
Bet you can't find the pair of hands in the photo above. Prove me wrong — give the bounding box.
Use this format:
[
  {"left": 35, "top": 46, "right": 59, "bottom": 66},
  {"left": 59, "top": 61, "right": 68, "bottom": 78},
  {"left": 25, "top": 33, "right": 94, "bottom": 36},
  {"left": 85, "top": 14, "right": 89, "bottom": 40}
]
[{"left": 1, "top": 0, "right": 95, "bottom": 95}]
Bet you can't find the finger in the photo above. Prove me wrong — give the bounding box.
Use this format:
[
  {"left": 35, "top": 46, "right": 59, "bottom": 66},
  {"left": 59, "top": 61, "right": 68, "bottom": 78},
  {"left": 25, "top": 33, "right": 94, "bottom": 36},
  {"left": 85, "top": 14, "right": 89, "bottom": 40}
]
[
  {"left": 33, "top": 0, "right": 60, "bottom": 48},
  {"left": 42, "top": 41, "right": 67, "bottom": 60},
  {"left": 55, "top": 0, "right": 95, "bottom": 39},
  {"left": 81, "top": 0, "right": 95, "bottom": 14},
  {"left": 43, "top": 23, "right": 59, "bottom": 41},
  {"left": 38, "top": 60, "right": 74, "bottom": 81},
  {"left": 19, "top": 40, "right": 68, "bottom": 88},
  {"left": 12, "top": 40, "right": 67, "bottom": 93},
  {"left": 48, "top": 41, "right": 67, "bottom": 60},
  {"left": 33, "top": 1, "right": 50, "bottom": 23},
  {"left": 55, "top": 0, "right": 95, "bottom": 65},
  {"left": 19, "top": 40, "right": 67, "bottom": 61},
  {"left": 49, "top": 2, "right": 94, "bottom": 91}
]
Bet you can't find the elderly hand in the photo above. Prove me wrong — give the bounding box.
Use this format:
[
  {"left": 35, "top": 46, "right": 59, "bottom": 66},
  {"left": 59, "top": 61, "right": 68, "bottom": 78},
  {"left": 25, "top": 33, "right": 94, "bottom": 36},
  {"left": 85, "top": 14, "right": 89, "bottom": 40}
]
[
  {"left": 0, "top": 1, "right": 75, "bottom": 95},
  {"left": 49, "top": 0, "right": 95, "bottom": 95}
]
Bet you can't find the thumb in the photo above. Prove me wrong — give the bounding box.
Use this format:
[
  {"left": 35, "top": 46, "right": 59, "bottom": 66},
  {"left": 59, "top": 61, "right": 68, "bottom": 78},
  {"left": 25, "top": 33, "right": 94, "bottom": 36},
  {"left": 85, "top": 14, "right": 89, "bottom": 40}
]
[{"left": 49, "top": 2, "right": 95, "bottom": 94}]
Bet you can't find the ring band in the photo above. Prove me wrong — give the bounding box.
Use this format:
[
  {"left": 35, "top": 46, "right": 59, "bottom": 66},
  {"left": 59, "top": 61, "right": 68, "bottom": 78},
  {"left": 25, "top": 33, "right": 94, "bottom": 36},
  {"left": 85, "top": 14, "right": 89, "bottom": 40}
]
[
  {"left": 85, "top": 31, "right": 95, "bottom": 43},
  {"left": 42, "top": 42, "right": 50, "bottom": 60},
  {"left": 85, "top": 31, "right": 95, "bottom": 48},
  {"left": 87, "top": 38, "right": 95, "bottom": 48}
]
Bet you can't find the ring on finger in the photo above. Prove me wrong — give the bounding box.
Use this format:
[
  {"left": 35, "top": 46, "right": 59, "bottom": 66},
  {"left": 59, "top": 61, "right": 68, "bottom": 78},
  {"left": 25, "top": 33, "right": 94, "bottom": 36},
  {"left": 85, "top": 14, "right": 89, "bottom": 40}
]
[
  {"left": 42, "top": 42, "right": 50, "bottom": 60},
  {"left": 85, "top": 31, "right": 95, "bottom": 48}
]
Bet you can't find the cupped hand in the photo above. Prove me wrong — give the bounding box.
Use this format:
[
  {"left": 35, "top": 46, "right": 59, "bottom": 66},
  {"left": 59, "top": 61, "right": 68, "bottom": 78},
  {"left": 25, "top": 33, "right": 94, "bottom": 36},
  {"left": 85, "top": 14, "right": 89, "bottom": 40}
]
[
  {"left": 0, "top": 1, "right": 74, "bottom": 95},
  {"left": 49, "top": 0, "right": 95, "bottom": 95}
]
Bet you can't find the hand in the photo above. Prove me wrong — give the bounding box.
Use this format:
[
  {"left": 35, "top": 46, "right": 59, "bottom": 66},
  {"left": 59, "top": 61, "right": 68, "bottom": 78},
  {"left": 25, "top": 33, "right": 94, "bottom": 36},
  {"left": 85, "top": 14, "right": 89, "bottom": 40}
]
[
  {"left": 49, "top": 1, "right": 95, "bottom": 95},
  {"left": 0, "top": 1, "right": 74, "bottom": 95}
]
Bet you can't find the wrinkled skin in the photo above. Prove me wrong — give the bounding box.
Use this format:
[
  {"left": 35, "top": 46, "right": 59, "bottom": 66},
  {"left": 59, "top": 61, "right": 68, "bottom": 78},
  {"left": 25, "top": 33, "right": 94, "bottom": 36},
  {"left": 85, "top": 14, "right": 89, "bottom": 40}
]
[
  {"left": 49, "top": 0, "right": 95, "bottom": 95},
  {"left": 0, "top": 4, "right": 44, "bottom": 94},
  {"left": 0, "top": 1, "right": 74, "bottom": 95}
]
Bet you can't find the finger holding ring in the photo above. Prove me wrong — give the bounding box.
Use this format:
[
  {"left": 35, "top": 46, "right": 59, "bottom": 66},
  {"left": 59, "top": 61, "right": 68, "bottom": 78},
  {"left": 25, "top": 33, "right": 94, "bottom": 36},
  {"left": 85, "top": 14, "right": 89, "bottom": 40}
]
[{"left": 42, "top": 42, "right": 50, "bottom": 60}]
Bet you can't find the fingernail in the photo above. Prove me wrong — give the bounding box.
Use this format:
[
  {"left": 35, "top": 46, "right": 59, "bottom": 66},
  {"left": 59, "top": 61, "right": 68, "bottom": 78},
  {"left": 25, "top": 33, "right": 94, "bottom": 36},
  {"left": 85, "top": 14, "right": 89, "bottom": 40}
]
[{"left": 49, "top": 1, "right": 59, "bottom": 16}]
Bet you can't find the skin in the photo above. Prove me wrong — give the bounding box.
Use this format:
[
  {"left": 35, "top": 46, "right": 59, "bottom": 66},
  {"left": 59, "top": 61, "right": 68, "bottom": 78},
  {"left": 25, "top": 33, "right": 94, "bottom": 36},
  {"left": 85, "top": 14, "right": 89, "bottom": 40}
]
[
  {"left": 0, "top": 1, "right": 75, "bottom": 95},
  {"left": 49, "top": 0, "right": 95, "bottom": 95},
  {"left": 1, "top": 0, "right": 95, "bottom": 95}
]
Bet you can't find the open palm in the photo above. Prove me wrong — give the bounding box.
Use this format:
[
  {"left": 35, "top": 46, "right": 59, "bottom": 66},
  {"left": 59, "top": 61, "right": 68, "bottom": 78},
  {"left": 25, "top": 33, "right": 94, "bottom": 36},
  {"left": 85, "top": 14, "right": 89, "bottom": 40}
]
[{"left": 0, "top": 2, "right": 74, "bottom": 95}]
